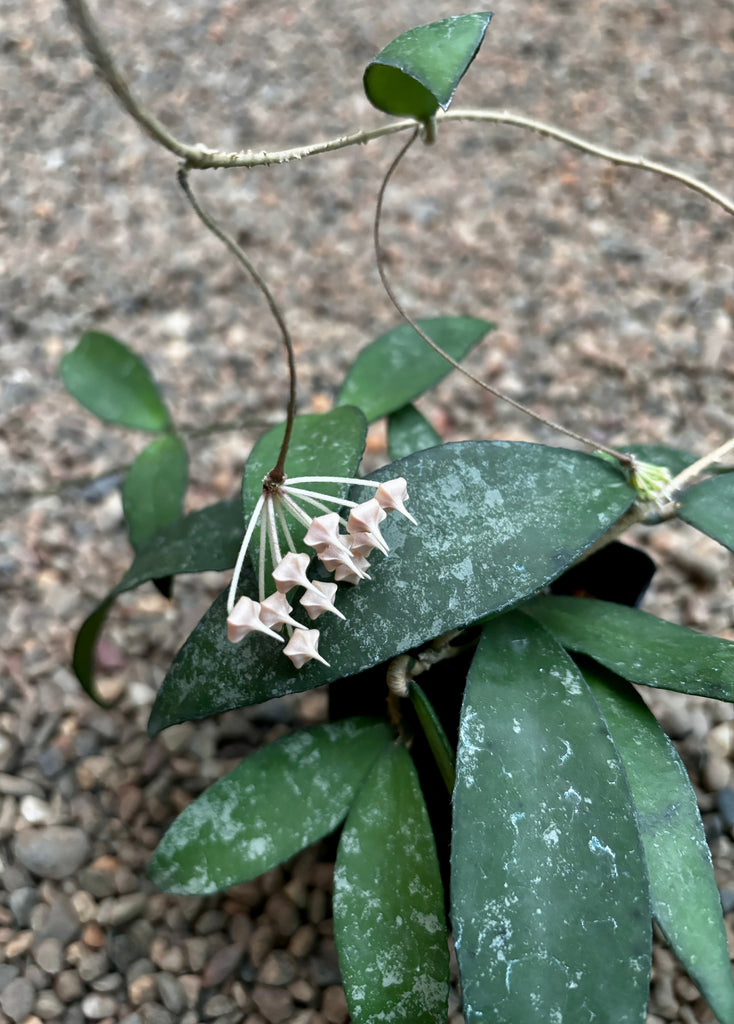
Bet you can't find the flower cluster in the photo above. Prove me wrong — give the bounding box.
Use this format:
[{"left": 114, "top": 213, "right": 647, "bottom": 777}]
[{"left": 226, "top": 473, "right": 415, "bottom": 669}]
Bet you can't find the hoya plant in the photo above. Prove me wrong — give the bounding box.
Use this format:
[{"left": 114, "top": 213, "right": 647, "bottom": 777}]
[{"left": 62, "top": 3, "right": 734, "bottom": 1022}]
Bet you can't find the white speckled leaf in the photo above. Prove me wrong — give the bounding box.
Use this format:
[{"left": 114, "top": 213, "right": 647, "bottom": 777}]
[
  {"left": 334, "top": 743, "right": 449, "bottom": 1024},
  {"left": 452, "top": 612, "right": 651, "bottom": 1024},
  {"left": 524, "top": 595, "right": 734, "bottom": 701},
  {"left": 148, "top": 718, "right": 392, "bottom": 895},
  {"left": 584, "top": 664, "right": 734, "bottom": 1024},
  {"left": 148, "top": 441, "right": 634, "bottom": 735}
]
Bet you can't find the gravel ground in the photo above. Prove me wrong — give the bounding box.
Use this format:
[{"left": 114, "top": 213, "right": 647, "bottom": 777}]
[{"left": 2, "top": 0, "right": 734, "bottom": 1022}]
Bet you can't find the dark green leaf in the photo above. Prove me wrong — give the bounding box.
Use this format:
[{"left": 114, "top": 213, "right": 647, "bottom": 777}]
[
  {"left": 524, "top": 595, "right": 734, "bottom": 701},
  {"left": 364, "top": 13, "right": 493, "bottom": 122},
  {"left": 241, "top": 407, "right": 367, "bottom": 577},
  {"left": 148, "top": 441, "right": 634, "bottom": 734},
  {"left": 679, "top": 473, "right": 734, "bottom": 553},
  {"left": 61, "top": 332, "right": 171, "bottom": 432},
  {"left": 452, "top": 613, "right": 651, "bottom": 1024},
  {"left": 409, "top": 681, "right": 455, "bottom": 793},
  {"left": 388, "top": 404, "right": 441, "bottom": 460},
  {"left": 149, "top": 718, "right": 392, "bottom": 894},
  {"left": 73, "top": 498, "right": 243, "bottom": 704},
  {"left": 584, "top": 662, "right": 734, "bottom": 1024},
  {"left": 122, "top": 434, "right": 188, "bottom": 550},
  {"left": 622, "top": 444, "right": 697, "bottom": 477},
  {"left": 334, "top": 744, "right": 449, "bottom": 1024},
  {"left": 337, "top": 318, "right": 492, "bottom": 422}
]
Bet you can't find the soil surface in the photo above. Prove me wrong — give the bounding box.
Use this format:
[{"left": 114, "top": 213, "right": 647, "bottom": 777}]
[{"left": 1, "top": 1, "right": 734, "bottom": 1022}]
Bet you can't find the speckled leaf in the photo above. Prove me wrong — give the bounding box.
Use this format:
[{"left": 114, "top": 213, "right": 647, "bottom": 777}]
[
  {"left": 452, "top": 613, "right": 651, "bottom": 1024},
  {"left": 584, "top": 663, "right": 734, "bottom": 1024},
  {"left": 149, "top": 718, "right": 392, "bottom": 894},
  {"left": 240, "top": 406, "right": 367, "bottom": 578},
  {"left": 679, "top": 473, "right": 734, "bottom": 553},
  {"left": 337, "top": 318, "right": 492, "bottom": 423},
  {"left": 61, "top": 331, "right": 171, "bottom": 432},
  {"left": 122, "top": 434, "right": 188, "bottom": 550},
  {"left": 364, "top": 13, "right": 492, "bottom": 122},
  {"left": 148, "top": 441, "right": 634, "bottom": 735},
  {"left": 388, "top": 404, "right": 441, "bottom": 460},
  {"left": 334, "top": 744, "right": 449, "bottom": 1024},
  {"left": 73, "top": 498, "right": 242, "bottom": 703},
  {"left": 524, "top": 595, "right": 734, "bottom": 701}
]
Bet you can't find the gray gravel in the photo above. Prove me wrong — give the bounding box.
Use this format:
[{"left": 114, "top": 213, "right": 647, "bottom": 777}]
[{"left": 2, "top": 0, "right": 734, "bottom": 1022}]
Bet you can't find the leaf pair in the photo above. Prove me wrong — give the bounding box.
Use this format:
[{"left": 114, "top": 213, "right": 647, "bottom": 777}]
[
  {"left": 149, "top": 718, "right": 450, "bottom": 1023},
  {"left": 61, "top": 332, "right": 188, "bottom": 554},
  {"left": 454, "top": 611, "right": 734, "bottom": 1024}
]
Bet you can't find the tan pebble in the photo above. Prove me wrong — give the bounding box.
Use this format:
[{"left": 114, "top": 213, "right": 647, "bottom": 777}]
[
  {"left": 288, "top": 924, "right": 317, "bottom": 959},
  {"left": 265, "top": 893, "right": 300, "bottom": 938},
  {"left": 321, "top": 985, "right": 348, "bottom": 1024},
  {"left": 83, "top": 922, "right": 106, "bottom": 948},
  {"left": 4, "top": 929, "right": 34, "bottom": 957},
  {"left": 118, "top": 786, "right": 143, "bottom": 823},
  {"left": 178, "top": 974, "right": 201, "bottom": 1008},
  {"left": 128, "top": 972, "right": 158, "bottom": 1006},
  {"left": 231, "top": 980, "right": 251, "bottom": 1010},
  {"left": 91, "top": 855, "right": 119, "bottom": 873},
  {"left": 158, "top": 946, "right": 186, "bottom": 974},
  {"left": 252, "top": 983, "right": 294, "bottom": 1024},
  {"left": 703, "top": 757, "right": 732, "bottom": 792},
  {"left": 284, "top": 877, "right": 308, "bottom": 908},
  {"left": 310, "top": 863, "right": 334, "bottom": 890},
  {"left": 674, "top": 975, "right": 701, "bottom": 1002},
  {"left": 228, "top": 913, "right": 253, "bottom": 947},
  {"left": 706, "top": 722, "right": 734, "bottom": 760},
  {"left": 71, "top": 889, "right": 97, "bottom": 922},
  {"left": 307, "top": 889, "right": 327, "bottom": 925},
  {"left": 249, "top": 924, "right": 275, "bottom": 967},
  {"left": 289, "top": 979, "right": 316, "bottom": 1005}
]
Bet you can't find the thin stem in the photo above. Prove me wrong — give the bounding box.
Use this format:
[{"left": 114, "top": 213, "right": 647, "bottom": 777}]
[
  {"left": 266, "top": 495, "right": 283, "bottom": 566},
  {"left": 668, "top": 436, "right": 734, "bottom": 493},
  {"left": 374, "top": 131, "right": 633, "bottom": 464},
  {"left": 227, "top": 492, "right": 265, "bottom": 613},
  {"left": 286, "top": 476, "right": 380, "bottom": 488},
  {"left": 274, "top": 496, "right": 297, "bottom": 553},
  {"left": 286, "top": 489, "right": 349, "bottom": 526},
  {"left": 258, "top": 497, "right": 268, "bottom": 602},
  {"left": 177, "top": 168, "right": 297, "bottom": 475},
  {"left": 278, "top": 491, "right": 313, "bottom": 530},
  {"left": 282, "top": 485, "right": 360, "bottom": 509}
]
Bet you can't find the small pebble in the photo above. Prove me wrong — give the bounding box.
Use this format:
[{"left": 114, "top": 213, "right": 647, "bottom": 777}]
[
  {"left": 0, "top": 976, "right": 35, "bottom": 1022},
  {"left": 35, "top": 990, "right": 65, "bottom": 1021},
  {"left": 128, "top": 972, "right": 158, "bottom": 1006},
  {"left": 201, "top": 943, "right": 243, "bottom": 987},
  {"left": 34, "top": 936, "right": 63, "bottom": 973},
  {"left": 252, "top": 985, "right": 294, "bottom": 1024},
  {"left": 321, "top": 985, "right": 349, "bottom": 1024},
  {"left": 55, "top": 969, "right": 84, "bottom": 1003},
  {"left": 13, "top": 827, "right": 90, "bottom": 879},
  {"left": 157, "top": 972, "right": 187, "bottom": 1015},
  {"left": 81, "top": 993, "right": 119, "bottom": 1020}
]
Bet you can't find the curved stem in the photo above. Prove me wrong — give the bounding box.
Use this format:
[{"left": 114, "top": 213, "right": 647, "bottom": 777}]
[
  {"left": 177, "top": 168, "right": 297, "bottom": 475},
  {"left": 374, "top": 132, "right": 633, "bottom": 464}
]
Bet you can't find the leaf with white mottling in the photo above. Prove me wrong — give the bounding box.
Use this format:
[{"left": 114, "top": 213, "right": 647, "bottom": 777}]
[
  {"left": 585, "top": 663, "right": 734, "bottom": 1024},
  {"left": 452, "top": 612, "right": 651, "bottom": 1024},
  {"left": 149, "top": 441, "right": 634, "bottom": 734},
  {"left": 148, "top": 718, "right": 392, "bottom": 894},
  {"left": 334, "top": 743, "right": 449, "bottom": 1023}
]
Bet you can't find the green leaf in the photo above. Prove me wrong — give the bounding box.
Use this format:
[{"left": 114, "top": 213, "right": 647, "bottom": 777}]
[
  {"left": 61, "top": 332, "right": 171, "bottom": 432},
  {"left": 73, "top": 498, "right": 243, "bottom": 703},
  {"left": 409, "top": 681, "right": 455, "bottom": 793},
  {"left": 241, "top": 407, "right": 367, "bottom": 576},
  {"left": 148, "top": 441, "right": 634, "bottom": 734},
  {"left": 452, "top": 613, "right": 651, "bottom": 1024},
  {"left": 621, "top": 444, "right": 697, "bottom": 477},
  {"left": 122, "top": 434, "right": 188, "bottom": 550},
  {"left": 337, "top": 317, "right": 492, "bottom": 423},
  {"left": 584, "top": 662, "right": 734, "bottom": 1024},
  {"left": 524, "top": 595, "right": 734, "bottom": 701},
  {"left": 679, "top": 473, "right": 734, "bottom": 553},
  {"left": 334, "top": 744, "right": 449, "bottom": 1024},
  {"left": 364, "top": 13, "right": 493, "bottom": 122},
  {"left": 388, "top": 404, "right": 441, "bottom": 461},
  {"left": 149, "top": 718, "right": 392, "bottom": 894}
]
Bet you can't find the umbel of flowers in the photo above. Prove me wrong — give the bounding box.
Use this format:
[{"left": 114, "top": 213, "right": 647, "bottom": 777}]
[{"left": 226, "top": 472, "right": 416, "bottom": 669}]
